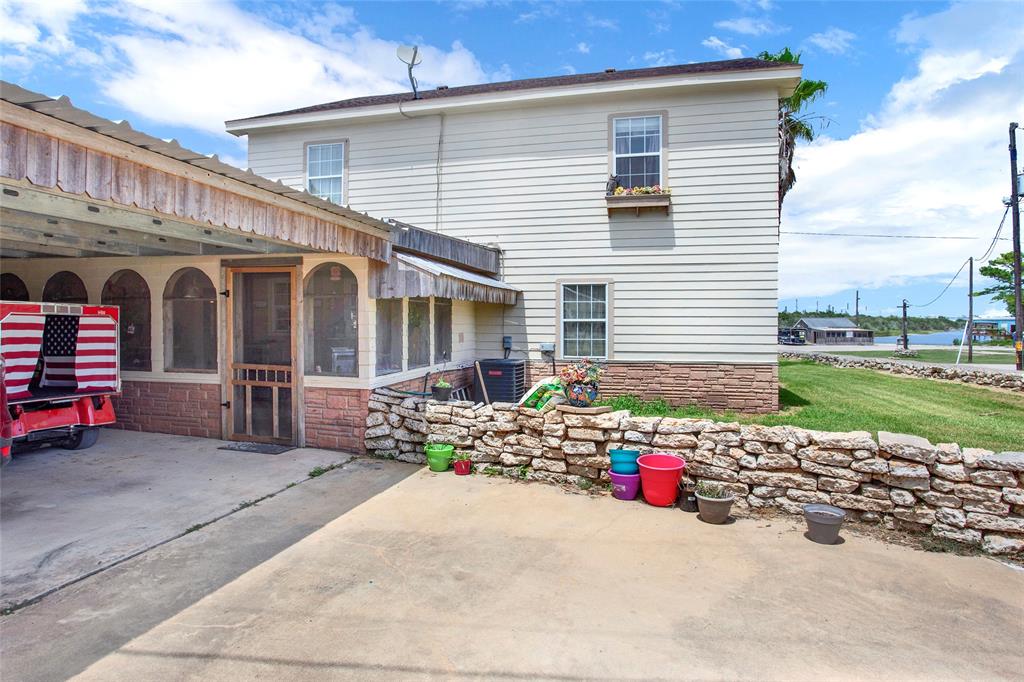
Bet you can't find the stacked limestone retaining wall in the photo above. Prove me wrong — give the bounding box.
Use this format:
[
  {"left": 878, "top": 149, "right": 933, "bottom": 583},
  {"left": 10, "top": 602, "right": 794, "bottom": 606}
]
[
  {"left": 365, "top": 388, "right": 1024, "bottom": 556},
  {"left": 782, "top": 351, "right": 1024, "bottom": 392}
]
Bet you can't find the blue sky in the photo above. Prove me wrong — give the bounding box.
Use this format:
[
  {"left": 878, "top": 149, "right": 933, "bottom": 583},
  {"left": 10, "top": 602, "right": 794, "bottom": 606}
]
[{"left": 3, "top": 0, "right": 1021, "bottom": 321}]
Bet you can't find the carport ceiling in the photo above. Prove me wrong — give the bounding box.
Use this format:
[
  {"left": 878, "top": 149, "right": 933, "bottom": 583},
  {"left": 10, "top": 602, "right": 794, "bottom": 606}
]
[{"left": 0, "top": 182, "right": 310, "bottom": 258}]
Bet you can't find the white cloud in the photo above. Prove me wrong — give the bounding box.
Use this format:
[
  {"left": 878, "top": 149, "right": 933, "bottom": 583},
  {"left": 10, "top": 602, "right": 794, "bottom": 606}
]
[
  {"left": 805, "top": 27, "right": 856, "bottom": 55},
  {"left": 1, "top": 0, "right": 499, "bottom": 139},
  {"left": 714, "top": 17, "right": 787, "bottom": 36},
  {"left": 701, "top": 36, "right": 744, "bottom": 59},
  {"left": 779, "top": 3, "right": 1024, "bottom": 300},
  {"left": 734, "top": 0, "right": 775, "bottom": 10},
  {"left": 980, "top": 306, "right": 1010, "bottom": 318},
  {"left": 576, "top": 41, "right": 590, "bottom": 54},
  {"left": 585, "top": 15, "right": 618, "bottom": 31},
  {"left": 643, "top": 49, "right": 676, "bottom": 67},
  {"left": 0, "top": 0, "right": 85, "bottom": 54}
]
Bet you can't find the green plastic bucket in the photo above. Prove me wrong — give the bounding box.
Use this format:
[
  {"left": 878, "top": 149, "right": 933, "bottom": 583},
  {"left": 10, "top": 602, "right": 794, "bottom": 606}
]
[{"left": 425, "top": 444, "right": 454, "bottom": 472}]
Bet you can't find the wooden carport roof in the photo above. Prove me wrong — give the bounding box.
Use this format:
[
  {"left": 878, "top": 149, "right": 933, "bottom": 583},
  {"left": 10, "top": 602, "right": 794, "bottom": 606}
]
[{"left": 0, "top": 81, "right": 392, "bottom": 261}]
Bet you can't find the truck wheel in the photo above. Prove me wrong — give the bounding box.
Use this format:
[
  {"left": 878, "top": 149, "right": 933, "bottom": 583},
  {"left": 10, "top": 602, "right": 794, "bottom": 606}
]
[{"left": 62, "top": 427, "right": 99, "bottom": 450}]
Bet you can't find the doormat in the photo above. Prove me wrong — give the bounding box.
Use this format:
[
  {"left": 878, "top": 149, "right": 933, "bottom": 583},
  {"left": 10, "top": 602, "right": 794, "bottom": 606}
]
[{"left": 218, "top": 442, "right": 295, "bottom": 455}]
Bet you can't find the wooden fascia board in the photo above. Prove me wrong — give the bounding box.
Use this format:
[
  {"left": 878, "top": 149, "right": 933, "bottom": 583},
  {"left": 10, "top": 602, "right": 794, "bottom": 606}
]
[{"left": 1, "top": 101, "right": 390, "bottom": 240}]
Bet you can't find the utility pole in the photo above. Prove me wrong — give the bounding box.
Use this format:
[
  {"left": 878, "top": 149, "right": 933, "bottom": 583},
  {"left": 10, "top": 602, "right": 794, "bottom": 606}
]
[
  {"left": 901, "top": 299, "right": 909, "bottom": 350},
  {"left": 1010, "top": 122, "right": 1022, "bottom": 371},
  {"left": 968, "top": 256, "right": 974, "bottom": 363},
  {"left": 855, "top": 290, "right": 860, "bottom": 325}
]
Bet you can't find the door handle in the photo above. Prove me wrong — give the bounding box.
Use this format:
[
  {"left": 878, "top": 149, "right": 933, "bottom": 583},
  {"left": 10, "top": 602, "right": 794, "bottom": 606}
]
[{"left": 221, "top": 401, "right": 231, "bottom": 409}]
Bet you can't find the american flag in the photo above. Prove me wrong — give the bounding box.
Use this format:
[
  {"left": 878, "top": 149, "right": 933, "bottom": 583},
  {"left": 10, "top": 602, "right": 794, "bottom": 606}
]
[
  {"left": 41, "top": 315, "right": 80, "bottom": 388},
  {"left": 72, "top": 314, "right": 118, "bottom": 392},
  {"left": 1, "top": 313, "right": 45, "bottom": 400}
]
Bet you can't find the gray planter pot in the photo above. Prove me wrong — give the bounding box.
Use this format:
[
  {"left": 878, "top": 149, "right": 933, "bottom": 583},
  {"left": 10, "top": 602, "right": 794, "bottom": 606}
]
[
  {"left": 803, "top": 504, "right": 847, "bottom": 544},
  {"left": 696, "top": 493, "right": 734, "bottom": 524}
]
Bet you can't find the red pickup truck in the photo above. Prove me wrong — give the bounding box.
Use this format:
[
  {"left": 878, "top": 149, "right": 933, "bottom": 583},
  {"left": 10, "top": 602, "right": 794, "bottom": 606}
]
[{"left": 0, "top": 301, "right": 120, "bottom": 464}]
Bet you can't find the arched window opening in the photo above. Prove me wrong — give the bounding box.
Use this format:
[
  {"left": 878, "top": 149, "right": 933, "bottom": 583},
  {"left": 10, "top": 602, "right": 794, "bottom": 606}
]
[
  {"left": 0, "top": 273, "right": 30, "bottom": 301},
  {"left": 102, "top": 270, "right": 152, "bottom": 371},
  {"left": 163, "top": 268, "right": 217, "bottom": 372},
  {"left": 42, "top": 271, "right": 88, "bottom": 304},
  {"left": 304, "top": 263, "right": 358, "bottom": 377}
]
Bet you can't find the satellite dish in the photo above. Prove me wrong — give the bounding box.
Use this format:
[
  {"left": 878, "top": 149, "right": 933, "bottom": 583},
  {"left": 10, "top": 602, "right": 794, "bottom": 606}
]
[
  {"left": 396, "top": 45, "right": 422, "bottom": 66},
  {"left": 396, "top": 45, "right": 422, "bottom": 99}
]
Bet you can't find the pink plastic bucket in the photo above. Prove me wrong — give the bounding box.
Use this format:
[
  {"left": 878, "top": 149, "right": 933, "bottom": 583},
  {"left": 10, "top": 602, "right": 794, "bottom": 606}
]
[{"left": 637, "top": 453, "right": 687, "bottom": 507}]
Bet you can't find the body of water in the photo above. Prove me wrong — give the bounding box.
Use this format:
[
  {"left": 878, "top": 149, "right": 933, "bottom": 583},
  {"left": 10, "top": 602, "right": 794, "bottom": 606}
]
[{"left": 874, "top": 329, "right": 975, "bottom": 346}]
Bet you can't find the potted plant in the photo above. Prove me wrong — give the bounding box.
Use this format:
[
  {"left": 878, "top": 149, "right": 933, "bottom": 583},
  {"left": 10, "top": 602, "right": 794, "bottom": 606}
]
[
  {"left": 431, "top": 377, "right": 452, "bottom": 402},
  {"left": 453, "top": 451, "right": 472, "bottom": 476},
  {"left": 559, "top": 358, "right": 604, "bottom": 407},
  {"left": 424, "top": 443, "right": 454, "bottom": 472},
  {"left": 694, "top": 480, "right": 734, "bottom": 524}
]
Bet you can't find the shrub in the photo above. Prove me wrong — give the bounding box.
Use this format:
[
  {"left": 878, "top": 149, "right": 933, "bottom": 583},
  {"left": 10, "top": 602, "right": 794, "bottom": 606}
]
[{"left": 694, "top": 480, "right": 730, "bottom": 499}]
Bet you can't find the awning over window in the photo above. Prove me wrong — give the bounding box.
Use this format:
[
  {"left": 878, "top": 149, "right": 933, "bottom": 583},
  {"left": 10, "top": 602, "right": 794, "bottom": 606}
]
[{"left": 369, "top": 253, "right": 519, "bottom": 305}]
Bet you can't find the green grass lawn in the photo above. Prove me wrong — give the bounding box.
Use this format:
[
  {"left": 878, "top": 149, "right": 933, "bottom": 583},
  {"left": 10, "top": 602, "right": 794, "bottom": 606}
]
[
  {"left": 834, "top": 349, "right": 1016, "bottom": 365},
  {"left": 602, "top": 360, "right": 1024, "bottom": 451}
]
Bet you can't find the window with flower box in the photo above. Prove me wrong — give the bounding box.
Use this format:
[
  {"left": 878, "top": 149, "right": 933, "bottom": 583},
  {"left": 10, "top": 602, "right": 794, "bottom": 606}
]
[
  {"left": 559, "top": 282, "right": 610, "bottom": 359},
  {"left": 612, "top": 115, "right": 662, "bottom": 189}
]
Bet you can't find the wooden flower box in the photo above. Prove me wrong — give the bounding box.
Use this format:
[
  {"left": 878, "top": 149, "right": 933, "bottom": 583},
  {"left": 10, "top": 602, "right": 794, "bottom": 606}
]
[{"left": 605, "top": 193, "right": 671, "bottom": 216}]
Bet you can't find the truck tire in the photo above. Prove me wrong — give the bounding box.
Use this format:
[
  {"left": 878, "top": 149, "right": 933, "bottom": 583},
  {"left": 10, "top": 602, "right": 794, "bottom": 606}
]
[{"left": 62, "top": 427, "right": 99, "bottom": 450}]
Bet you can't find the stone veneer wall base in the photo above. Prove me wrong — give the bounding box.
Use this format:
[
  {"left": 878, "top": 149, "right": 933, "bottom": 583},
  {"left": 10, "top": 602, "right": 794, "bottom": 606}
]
[
  {"left": 111, "top": 380, "right": 221, "bottom": 438},
  {"left": 527, "top": 362, "right": 778, "bottom": 413}
]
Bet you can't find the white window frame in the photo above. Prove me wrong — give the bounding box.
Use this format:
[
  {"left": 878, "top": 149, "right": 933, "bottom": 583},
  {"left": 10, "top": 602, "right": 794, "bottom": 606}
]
[
  {"left": 305, "top": 141, "right": 347, "bottom": 205},
  {"left": 609, "top": 112, "right": 667, "bottom": 190},
  {"left": 556, "top": 280, "right": 613, "bottom": 360}
]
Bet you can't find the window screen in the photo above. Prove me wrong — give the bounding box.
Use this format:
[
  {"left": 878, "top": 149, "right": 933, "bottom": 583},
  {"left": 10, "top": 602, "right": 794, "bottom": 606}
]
[{"left": 561, "top": 283, "right": 607, "bottom": 359}]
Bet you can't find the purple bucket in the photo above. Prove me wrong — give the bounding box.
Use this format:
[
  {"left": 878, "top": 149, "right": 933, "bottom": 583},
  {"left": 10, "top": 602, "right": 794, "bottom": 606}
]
[{"left": 609, "top": 470, "right": 641, "bottom": 501}]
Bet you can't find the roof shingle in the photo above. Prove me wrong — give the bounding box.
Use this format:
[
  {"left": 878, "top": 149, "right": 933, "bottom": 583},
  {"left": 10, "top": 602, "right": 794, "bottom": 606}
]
[{"left": 230, "top": 58, "right": 793, "bottom": 123}]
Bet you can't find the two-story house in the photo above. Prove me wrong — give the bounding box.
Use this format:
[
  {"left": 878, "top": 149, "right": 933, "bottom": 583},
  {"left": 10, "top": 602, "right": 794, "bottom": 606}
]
[
  {"left": 227, "top": 58, "right": 800, "bottom": 414},
  {"left": 1, "top": 58, "right": 798, "bottom": 453}
]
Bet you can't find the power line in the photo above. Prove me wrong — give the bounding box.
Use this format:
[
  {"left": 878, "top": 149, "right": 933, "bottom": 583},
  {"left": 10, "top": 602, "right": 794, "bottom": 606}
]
[
  {"left": 781, "top": 231, "right": 1008, "bottom": 241},
  {"left": 907, "top": 208, "right": 1015, "bottom": 309},
  {"left": 975, "top": 205, "right": 1010, "bottom": 263},
  {"left": 909, "top": 258, "right": 970, "bottom": 308}
]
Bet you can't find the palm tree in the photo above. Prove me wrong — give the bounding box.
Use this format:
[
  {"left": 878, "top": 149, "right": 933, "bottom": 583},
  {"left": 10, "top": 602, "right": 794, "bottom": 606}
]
[{"left": 757, "top": 48, "right": 828, "bottom": 205}]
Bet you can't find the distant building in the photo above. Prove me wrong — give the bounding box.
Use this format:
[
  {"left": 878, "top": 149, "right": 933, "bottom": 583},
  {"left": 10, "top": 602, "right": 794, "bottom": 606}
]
[
  {"left": 791, "top": 317, "right": 874, "bottom": 345},
  {"left": 972, "top": 317, "right": 1016, "bottom": 341}
]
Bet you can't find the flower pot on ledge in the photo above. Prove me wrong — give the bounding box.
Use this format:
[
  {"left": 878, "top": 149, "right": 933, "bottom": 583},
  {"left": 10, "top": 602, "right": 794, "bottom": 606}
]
[
  {"left": 564, "top": 382, "right": 599, "bottom": 407},
  {"left": 431, "top": 385, "right": 453, "bottom": 402}
]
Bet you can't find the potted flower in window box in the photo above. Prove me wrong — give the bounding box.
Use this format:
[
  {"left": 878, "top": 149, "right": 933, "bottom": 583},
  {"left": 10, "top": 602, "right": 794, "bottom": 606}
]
[
  {"left": 559, "top": 359, "right": 604, "bottom": 408},
  {"left": 453, "top": 451, "right": 472, "bottom": 476},
  {"left": 431, "top": 377, "right": 452, "bottom": 402},
  {"left": 605, "top": 182, "right": 672, "bottom": 216}
]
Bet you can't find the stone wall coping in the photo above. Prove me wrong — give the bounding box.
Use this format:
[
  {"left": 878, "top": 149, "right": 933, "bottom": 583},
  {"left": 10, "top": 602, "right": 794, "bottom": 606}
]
[{"left": 555, "top": 405, "right": 613, "bottom": 415}]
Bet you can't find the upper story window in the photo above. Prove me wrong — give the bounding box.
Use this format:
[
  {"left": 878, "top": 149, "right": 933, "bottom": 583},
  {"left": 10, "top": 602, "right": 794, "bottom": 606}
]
[
  {"left": 612, "top": 116, "right": 662, "bottom": 189},
  {"left": 307, "top": 142, "right": 344, "bottom": 204}
]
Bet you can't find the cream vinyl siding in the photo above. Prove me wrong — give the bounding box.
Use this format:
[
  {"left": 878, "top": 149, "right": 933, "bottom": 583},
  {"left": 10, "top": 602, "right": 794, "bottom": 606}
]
[{"left": 246, "top": 86, "right": 780, "bottom": 364}]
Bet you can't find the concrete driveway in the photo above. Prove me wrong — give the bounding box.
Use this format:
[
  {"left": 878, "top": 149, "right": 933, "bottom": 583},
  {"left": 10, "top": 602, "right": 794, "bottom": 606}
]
[
  {"left": 1, "top": 429, "right": 350, "bottom": 609},
  {"left": 66, "top": 473, "right": 1023, "bottom": 681}
]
